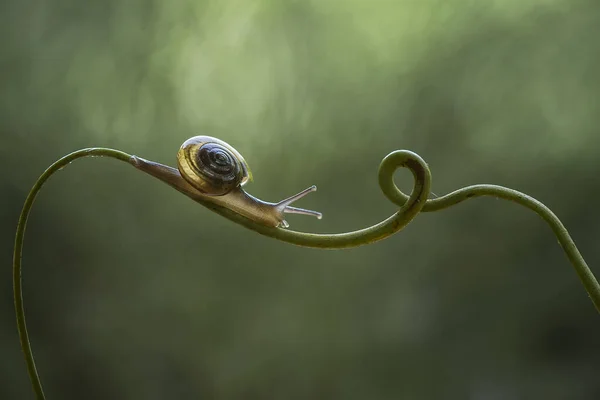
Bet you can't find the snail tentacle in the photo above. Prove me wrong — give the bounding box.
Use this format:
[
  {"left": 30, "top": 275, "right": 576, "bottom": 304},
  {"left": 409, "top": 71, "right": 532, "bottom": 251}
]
[
  {"left": 277, "top": 185, "right": 322, "bottom": 219},
  {"left": 283, "top": 206, "right": 323, "bottom": 219}
]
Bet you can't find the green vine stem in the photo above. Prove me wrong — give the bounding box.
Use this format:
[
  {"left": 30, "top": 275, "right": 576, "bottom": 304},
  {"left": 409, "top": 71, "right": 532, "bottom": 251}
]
[{"left": 14, "top": 147, "right": 600, "bottom": 399}]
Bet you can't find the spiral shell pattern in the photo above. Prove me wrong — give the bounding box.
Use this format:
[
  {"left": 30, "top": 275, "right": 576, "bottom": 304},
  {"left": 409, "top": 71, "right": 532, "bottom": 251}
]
[{"left": 177, "top": 136, "right": 250, "bottom": 196}]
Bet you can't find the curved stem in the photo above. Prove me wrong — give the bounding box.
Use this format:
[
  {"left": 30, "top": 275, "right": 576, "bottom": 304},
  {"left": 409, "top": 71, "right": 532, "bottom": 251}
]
[
  {"left": 14, "top": 149, "right": 132, "bottom": 400},
  {"left": 380, "top": 183, "right": 600, "bottom": 312},
  {"left": 14, "top": 146, "right": 600, "bottom": 399}
]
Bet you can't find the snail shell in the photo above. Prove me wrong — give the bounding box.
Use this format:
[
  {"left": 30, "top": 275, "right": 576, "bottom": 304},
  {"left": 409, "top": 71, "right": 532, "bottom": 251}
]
[{"left": 177, "top": 136, "right": 251, "bottom": 196}]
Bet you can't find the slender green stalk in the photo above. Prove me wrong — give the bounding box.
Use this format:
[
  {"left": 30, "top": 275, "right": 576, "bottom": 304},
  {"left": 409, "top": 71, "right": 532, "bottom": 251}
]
[
  {"left": 14, "top": 149, "right": 131, "bottom": 400},
  {"left": 14, "top": 146, "right": 600, "bottom": 400}
]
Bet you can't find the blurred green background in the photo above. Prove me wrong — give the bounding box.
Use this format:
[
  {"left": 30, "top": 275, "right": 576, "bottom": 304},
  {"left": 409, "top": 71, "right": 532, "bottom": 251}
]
[{"left": 2, "top": 0, "right": 600, "bottom": 399}]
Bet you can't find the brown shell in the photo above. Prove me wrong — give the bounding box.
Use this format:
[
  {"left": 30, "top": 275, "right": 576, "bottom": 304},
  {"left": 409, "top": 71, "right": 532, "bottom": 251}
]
[{"left": 177, "top": 136, "right": 251, "bottom": 196}]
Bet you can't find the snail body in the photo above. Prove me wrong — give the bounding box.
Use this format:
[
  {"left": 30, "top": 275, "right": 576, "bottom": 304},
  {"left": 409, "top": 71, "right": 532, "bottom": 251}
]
[{"left": 131, "top": 136, "right": 321, "bottom": 228}]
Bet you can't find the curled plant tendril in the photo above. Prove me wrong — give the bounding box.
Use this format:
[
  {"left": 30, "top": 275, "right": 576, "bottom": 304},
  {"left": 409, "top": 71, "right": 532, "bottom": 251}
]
[{"left": 14, "top": 146, "right": 600, "bottom": 399}]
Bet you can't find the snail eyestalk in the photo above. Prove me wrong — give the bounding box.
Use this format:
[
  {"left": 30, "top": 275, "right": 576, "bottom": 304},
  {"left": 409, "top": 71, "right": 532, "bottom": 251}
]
[
  {"left": 13, "top": 138, "right": 600, "bottom": 400},
  {"left": 278, "top": 185, "right": 323, "bottom": 220},
  {"left": 284, "top": 206, "right": 323, "bottom": 219}
]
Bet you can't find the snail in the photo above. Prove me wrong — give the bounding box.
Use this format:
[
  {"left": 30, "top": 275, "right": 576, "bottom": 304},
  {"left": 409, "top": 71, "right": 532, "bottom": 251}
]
[{"left": 130, "top": 136, "right": 322, "bottom": 228}]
